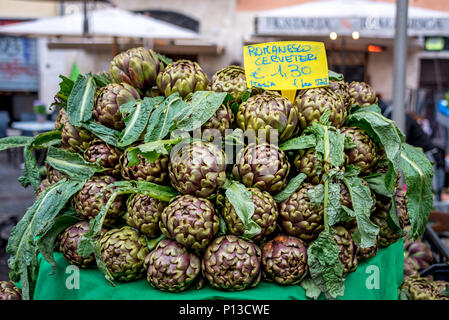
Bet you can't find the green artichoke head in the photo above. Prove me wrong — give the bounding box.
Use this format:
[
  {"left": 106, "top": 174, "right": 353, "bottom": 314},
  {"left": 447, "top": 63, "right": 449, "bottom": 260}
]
[
  {"left": 293, "top": 148, "right": 321, "bottom": 185},
  {"left": 328, "top": 79, "right": 350, "bottom": 109},
  {"left": 348, "top": 81, "right": 378, "bottom": 108},
  {"left": 332, "top": 225, "right": 358, "bottom": 275},
  {"left": 278, "top": 183, "right": 324, "bottom": 242},
  {"left": 223, "top": 187, "right": 278, "bottom": 242},
  {"left": 232, "top": 143, "right": 290, "bottom": 193},
  {"left": 159, "top": 195, "right": 219, "bottom": 251},
  {"left": 83, "top": 139, "right": 123, "bottom": 176},
  {"left": 341, "top": 126, "right": 380, "bottom": 175},
  {"left": 126, "top": 193, "right": 166, "bottom": 238},
  {"left": 156, "top": 59, "right": 210, "bottom": 98},
  {"left": 211, "top": 65, "right": 248, "bottom": 103},
  {"left": 144, "top": 239, "right": 201, "bottom": 292},
  {"left": 399, "top": 277, "right": 440, "bottom": 300},
  {"left": 110, "top": 47, "right": 164, "bottom": 92},
  {"left": 121, "top": 148, "right": 169, "bottom": 184},
  {"left": 261, "top": 234, "right": 308, "bottom": 285},
  {"left": 0, "top": 281, "right": 22, "bottom": 300},
  {"left": 57, "top": 108, "right": 93, "bottom": 153},
  {"left": 236, "top": 91, "right": 299, "bottom": 142},
  {"left": 294, "top": 86, "right": 346, "bottom": 132},
  {"left": 72, "top": 175, "right": 126, "bottom": 226},
  {"left": 202, "top": 235, "right": 261, "bottom": 291},
  {"left": 169, "top": 141, "right": 227, "bottom": 198},
  {"left": 58, "top": 220, "right": 105, "bottom": 268},
  {"left": 99, "top": 226, "right": 150, "bottom": 282},
  {"left": 93, "top": 82, "right": 140, "bottom": 131}
]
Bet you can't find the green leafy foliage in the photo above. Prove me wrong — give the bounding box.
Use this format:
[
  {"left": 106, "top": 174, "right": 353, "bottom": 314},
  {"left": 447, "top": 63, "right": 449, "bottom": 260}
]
[
  {"left": 37, "top": 208, "right": 81, "bottom": 271},
  {"left": 273, "top": 173, "right": 307, "bottom": 203},
  {"left": 53, "top": 75, "right": 75, "bottom": 107},
  {"left": 400, "top": 143, "right": 434, "bottom": 239},
  {"left": 67, "top": 74, "right": 96, "bottom": 126},
  {"left": 81, "top": 120, "right": 121, "bottom": 147},
  {"left": 6, "top": 179, "right": 87, "bottom": 299},
  {"left": 118, "top": 97, "right": 161, "bottom": 147},
  {"left": 328, "top": 70, "right": 344, "bottom": 81},
  {"left": 145, "top": 234, "right": 167, "bottom": 251},
  {"left": 279, "top": 134, "right": 316, "bottom": 151},
  {"left": 45, "top": 146, "right": 104, "bottom": 180},
  {"left": 300, "top": 278, "right": 322, "bottom": 299},
  {"left": 18, "top": 145, "right": 40, "bottom": 191},
  {"left": 223, "top": 180, "right": 261, "bottom": 238},
  {"left": 345, "top": 106, "right": 404, "bottom": 183},
  {"left": 307, "top": 230, "right": 345, "bottom": 299},
  {"left": 144, "top": 93, "right": 190, "bottom": 142},
  {"left": 156, "top": 52, "right": 173, "bottom": 65},
  {"left": 93, "top": 73, "right": 112, "bottom": 88},
  {"left": 176, "top": 91, "right": 230, "bottom": 131},
  {"left": 125, "top": 137, "right": 181, "bottom": 167},
  {"left": 0, "top": 136, "right": 33, "bottom": 151}
]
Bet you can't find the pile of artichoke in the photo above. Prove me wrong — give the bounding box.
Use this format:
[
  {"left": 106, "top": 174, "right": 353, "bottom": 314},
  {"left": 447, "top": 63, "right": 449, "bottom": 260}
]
[{"left": 0, "top": 46, "right": 436, "bottom": 300}]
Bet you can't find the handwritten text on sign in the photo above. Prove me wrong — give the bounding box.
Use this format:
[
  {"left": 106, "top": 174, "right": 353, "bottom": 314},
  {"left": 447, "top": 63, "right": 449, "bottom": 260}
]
[{"left": 243, "top": 41, "right": 329, "bottom": 90}]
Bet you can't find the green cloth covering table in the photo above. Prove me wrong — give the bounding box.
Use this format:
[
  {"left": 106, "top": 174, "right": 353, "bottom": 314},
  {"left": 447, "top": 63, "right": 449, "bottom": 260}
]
[{"left": 33, "top": 238, "right": 404, "bottom": 300}]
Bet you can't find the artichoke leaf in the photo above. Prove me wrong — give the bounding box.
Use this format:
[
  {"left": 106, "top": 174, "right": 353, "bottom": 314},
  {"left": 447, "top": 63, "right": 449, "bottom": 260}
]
[
  {"left": 37, "top": 208, "right": 81, "bottom": 272},
  {"left": 223, "top": 180, "right": 261, "bottom": 239},
  {"left": 400, "top": 143, "right": 434, "bottom": 239},
  {"left": 273, "top": 173, "right": 307, "bottom": 203},
  {"left": 300, "top": 278, "right": 322, "bottom": 300},
  {"left": 18, "top": 144, "right": 40, "bottom": 191},
  {"left": 52, "top": 75, "right": 75, "bottom": 108},
  {"left": 328, "top": 70, "right": 344, "bottom": 81},
  {"left": 0, "top": 136, "right": 33, "bottom": 151},
  {"left": 46, "top": 146, "right": 104, "bottom": 180},
  {"left": 6, "top": 179, "right": 86, "bottom": 299},
  {"left": 145, "top": 234, "right": 167, "bottom": 251},
  {"left": 307, "top": 229, "right": 345, "bottom": 299},
  {"left": 118, "top": 97, "right": 162, "bottom": 147},
  {"left": 279, "top": 134, "right": 316, "bottom": 151},
  {"left": 126, "top": 137, "right": 181, "bottom": 167},
  {"left": 81, "top": 120, "right": 121, "bottom": 147},
  {"left": 67, "top": 73, "right": 95, "bottom": 126}
]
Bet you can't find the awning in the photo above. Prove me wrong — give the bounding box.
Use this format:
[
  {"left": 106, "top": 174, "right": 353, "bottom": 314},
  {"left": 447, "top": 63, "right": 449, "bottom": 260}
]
[
  {"left": 0, "top": 7, "right": 199, "bottom": 39},
  {"left": 256, "top": 0, "right": 449, "bottom": 38}
]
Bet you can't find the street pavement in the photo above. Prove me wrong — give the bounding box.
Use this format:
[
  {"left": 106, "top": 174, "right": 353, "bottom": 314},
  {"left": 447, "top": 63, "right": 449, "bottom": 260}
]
[{"left": 0, "top": 150, "right": 35, "bottom": 281}]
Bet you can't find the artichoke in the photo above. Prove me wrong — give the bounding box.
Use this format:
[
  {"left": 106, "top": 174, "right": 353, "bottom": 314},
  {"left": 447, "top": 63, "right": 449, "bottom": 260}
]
[
  {"left": 156, "top": 59, "right": 209, "bottom": 98},
  {"left": 341, "top": 126, "right": 380, "bottom": 175},
  {"left": 332, "top": 225, "right": 358, "bottom": 275},
  {"left": 223, "top": 187, "right": 278, "bottom": 242},
  {"left": 168, "top": 141, "right": 227, "bottom": 198},
  {"left": 121, "top": 150, "right": 169, "bottom": 184},
  {"left": 57, "top": 108, "right": 93, "bottom": 152},
  {"left": 110, "top": 47, "right": 164, "bottom": 92},
  {"left": 144, "top": 239, "right": 201, "bottom": 292},
  {"left": 293, "top": 148, "right": 320, "bottom": 185},
  {"left": 404, "top": 257, "right": 419, "bottom": 278},
  {"left": 201, "top": 103, "right": 234, "bottom": 138},
  {"left": 36, "top": 178, "right": 51, "bottom": 198},
  {"left": 404, "top": 240, "right": 433, "bottom": 271},
  {"left": 99, "top": 226, "right": 149, "bottom": 282},
  {"left": 126, "top": 193, "right": 166, "bottom": 238},
  {"left": 396, "top": 187, "right": 410, "bottom": 228},
  {"left": 348, "top": 81, "right": 378, "bottom": 108},
  {"left": 58, "top": 221, "right": 103, "bottom": 268},
  {"left": 370, "top": 194, "right": 401, "bottom": 248},
  {"left": 0, "top": 281, "right": 22, "bottom": 300},
  {"left": 72, "top": 176, "right": 126, "bottom": 226},
  {"left": 232, "top": 143, "right": 290, "bottom": 193},
  {"left": 83, "top": 139, "right": 123, "bottom": 176},
  {"left": 400, "top": 277, "right": 440, "bottom": 300},
  {"left": 278, "top": 183, "right": 324, "bottom": 242},
  {"left": 294, "top": 87, "right": 346, "bottom": 131},
  {"left": 236, "top": 91, "right": 299, "bottom": 142},
  {"left": 47, "top": 165, "right": 67, "bottom": 184},
  {"left": 93, "top": 82, "right": 140, "bottom": 131},
  {"left": 159, "top": 195, "right": 219, "bottom": 251},
  {"left": 202, "top": 235, "right": 261, "bottom": 291},
  {"left": 329, "top": 79, "right": 350, "bottom": 109},
  {"left": 261, "top": 235, "right": 308, "bottom": 285},
  {"left": 211, "top": 65, "right": 247, "bottom": 103}
]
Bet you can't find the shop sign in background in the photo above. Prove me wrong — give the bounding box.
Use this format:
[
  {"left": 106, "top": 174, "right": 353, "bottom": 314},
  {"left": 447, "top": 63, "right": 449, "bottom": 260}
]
[{"left": 0, "top": 36, "right": 38, "bottom": 92}]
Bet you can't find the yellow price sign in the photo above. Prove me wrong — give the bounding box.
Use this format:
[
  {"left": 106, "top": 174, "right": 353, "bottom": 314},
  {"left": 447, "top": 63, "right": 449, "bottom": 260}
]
[{"left": 243, "top": 41, "right": 329, "bottom": 91}]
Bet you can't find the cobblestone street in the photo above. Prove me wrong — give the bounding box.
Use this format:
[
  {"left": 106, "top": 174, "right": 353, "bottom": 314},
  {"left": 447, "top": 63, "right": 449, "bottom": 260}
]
[{"left": 0, "top": 150, "right": 35, "bottom": 281}]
